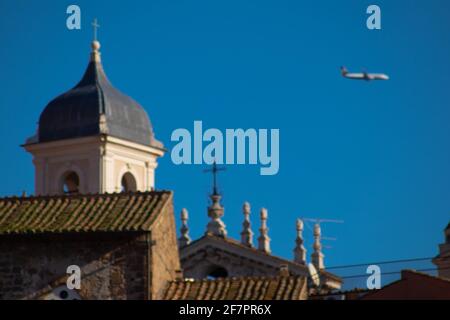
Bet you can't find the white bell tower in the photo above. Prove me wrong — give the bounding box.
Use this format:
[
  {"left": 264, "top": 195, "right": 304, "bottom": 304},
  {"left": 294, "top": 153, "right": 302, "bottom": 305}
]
[{"left": 24, "top": 30, "right": 164, "bottom": 196}]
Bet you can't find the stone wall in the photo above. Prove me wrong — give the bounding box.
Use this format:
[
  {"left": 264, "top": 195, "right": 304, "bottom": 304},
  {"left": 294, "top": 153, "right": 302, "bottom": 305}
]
[
  {"left": 0, "top": 233, "right": 150, "bottom": 300},
  {"left": 149, "top": 200, "right": 182, "bottom": 299},
  {"left": 0, "top": 193, "right": 181, "bottom": 300}
]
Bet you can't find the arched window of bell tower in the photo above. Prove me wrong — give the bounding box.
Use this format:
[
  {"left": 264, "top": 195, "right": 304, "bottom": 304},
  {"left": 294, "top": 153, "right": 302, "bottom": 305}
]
[
  {"left": 61, "top": 171, "right": 80, "bottom": 194},
  {"left": 121, "top": 172, "right": 137, "bottom": 192}
]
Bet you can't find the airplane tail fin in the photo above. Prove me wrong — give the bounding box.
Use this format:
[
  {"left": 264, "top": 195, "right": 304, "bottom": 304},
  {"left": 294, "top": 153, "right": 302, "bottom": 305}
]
[{"left": 340, "top": 66, "right": 348, "bottom": 75}]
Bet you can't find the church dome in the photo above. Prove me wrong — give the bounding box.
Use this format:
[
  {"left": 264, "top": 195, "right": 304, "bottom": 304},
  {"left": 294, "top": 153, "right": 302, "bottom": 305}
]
[{"left": 37, "top": 41, "right": 161, "bottom": 148}]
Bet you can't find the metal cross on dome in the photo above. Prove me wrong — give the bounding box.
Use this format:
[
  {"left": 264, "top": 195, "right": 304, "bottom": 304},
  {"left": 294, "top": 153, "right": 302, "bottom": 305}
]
[
  {"left": 92, "top": 18, "right": 100, "bottom": 41},
  {"left": 204, "top": 162, "right": 226, "bottom": 196}
]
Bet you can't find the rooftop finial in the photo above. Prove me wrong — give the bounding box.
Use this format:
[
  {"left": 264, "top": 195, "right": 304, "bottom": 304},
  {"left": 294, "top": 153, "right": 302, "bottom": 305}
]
[
  {"left": 240, "top": 201, "right": 254, "bottom": 247},
  {"left": 205, "top": 193, "right": 227, "bottom": 237},
  {"left": 293, "top": 218, "right": 306, "bottom": 265},
  {"left": 258, "top": 208, "right": 271, "bottom": 254},
  {"left": 204, "top": 163, "right": 227, "bottom": 237},
  {"left": 178, "top": 208, "right": 191, "bottom": 248},
  {"left": 90, "top": 18, "right": 101, "bottom": 62},
  {"left": 311, "top": 223, "right": 325, "bottom": 270}
]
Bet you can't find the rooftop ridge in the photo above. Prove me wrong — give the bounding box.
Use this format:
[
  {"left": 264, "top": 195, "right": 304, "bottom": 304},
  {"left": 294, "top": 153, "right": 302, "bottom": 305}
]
[
  {"left": 401, "top": 269, "right": 450, "bottom": 283},
  {"left": 0, "top": 190, "right": 172, "bottom": 202}
]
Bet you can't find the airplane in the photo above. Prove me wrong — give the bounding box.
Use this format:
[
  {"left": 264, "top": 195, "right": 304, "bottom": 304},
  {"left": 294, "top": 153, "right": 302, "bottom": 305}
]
[{"left": 340, "top": 66, "right": 389, "bottom": 81}]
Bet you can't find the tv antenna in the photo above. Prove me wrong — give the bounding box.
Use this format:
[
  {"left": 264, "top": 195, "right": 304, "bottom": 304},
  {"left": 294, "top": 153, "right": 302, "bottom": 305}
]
[
  {"left": 301, "top": 218, "right": 344, "bottom": 224},
  {"left": 300, "top": 217, "right": 344, "bottom": 249}
]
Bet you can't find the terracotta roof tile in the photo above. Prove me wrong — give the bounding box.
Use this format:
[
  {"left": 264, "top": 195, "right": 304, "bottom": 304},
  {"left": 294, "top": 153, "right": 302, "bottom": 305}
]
[
  {"left": 163, "top": 276, "right": 308, "bottom": 300},
  {"left": 0, "top": 191, "right": 172, "bottom": 235}
]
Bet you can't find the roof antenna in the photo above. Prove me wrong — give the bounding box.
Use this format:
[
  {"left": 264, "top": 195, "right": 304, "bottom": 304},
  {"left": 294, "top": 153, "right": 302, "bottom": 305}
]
[{"left": 301, "top": 217, "right": 344, "bottom": 270}]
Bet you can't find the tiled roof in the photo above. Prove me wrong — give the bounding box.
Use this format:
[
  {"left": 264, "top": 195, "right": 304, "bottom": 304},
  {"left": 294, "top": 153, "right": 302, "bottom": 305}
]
[
  {"left": 0, "top": 191, "right": 172, "bottom": 235},
  {"left": 163, "top": 276, "right": 308, "bottom": 300},
  {"left": 400, "top": 269, "right": 450, "bottom": 283}
]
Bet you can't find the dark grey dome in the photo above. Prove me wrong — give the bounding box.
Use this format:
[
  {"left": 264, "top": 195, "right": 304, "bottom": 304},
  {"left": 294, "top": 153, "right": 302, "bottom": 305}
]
[{"left": 37, "top": 41, "right": 161, "bottom": 148}]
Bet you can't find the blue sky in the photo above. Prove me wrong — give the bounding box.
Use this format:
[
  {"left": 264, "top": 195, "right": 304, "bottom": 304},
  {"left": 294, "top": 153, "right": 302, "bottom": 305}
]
[{"left": 1, "top": 0, "right": 449, "bottom": 287}]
